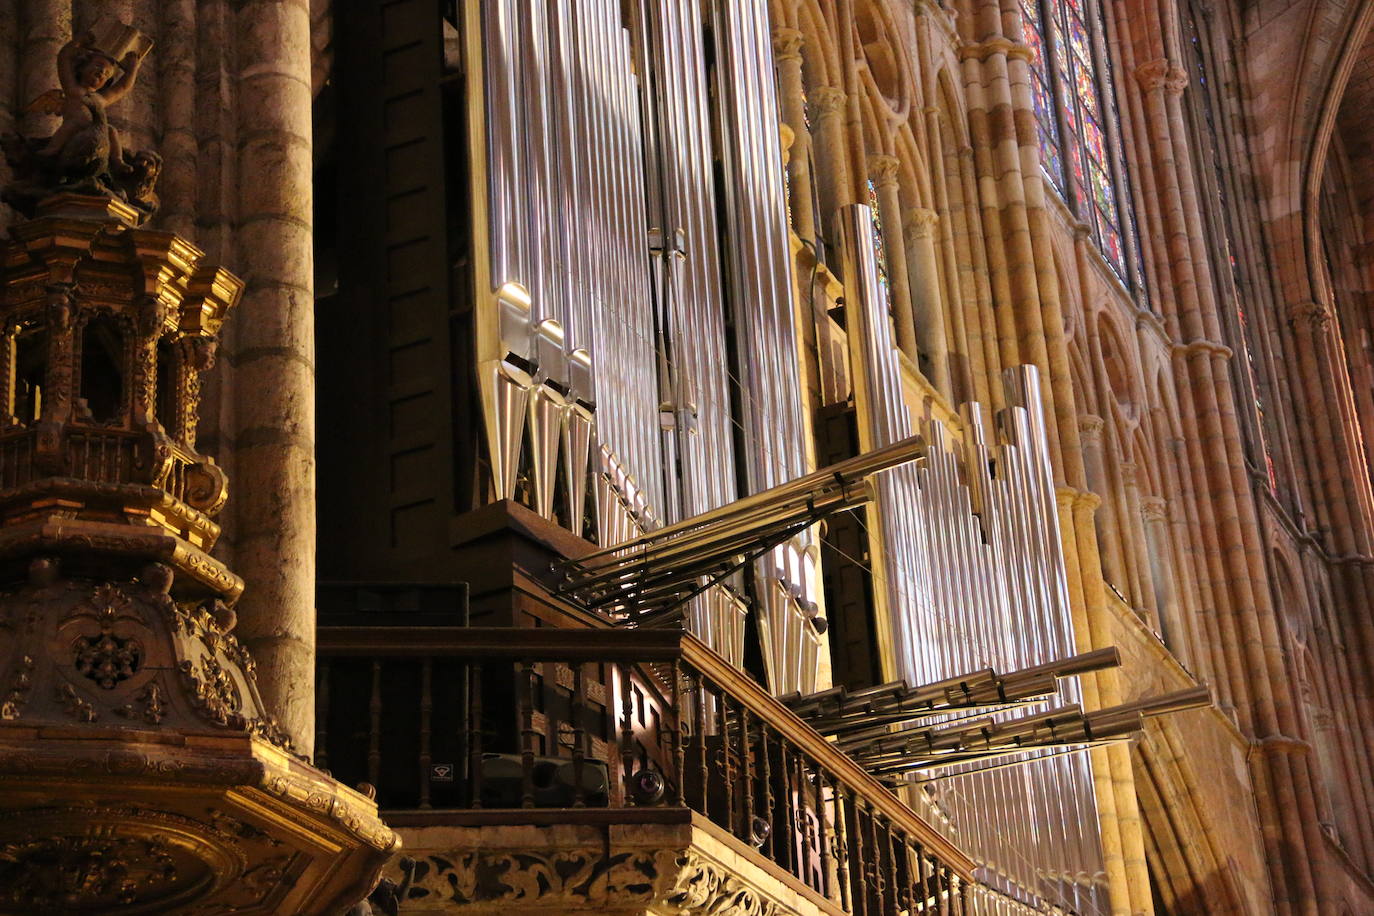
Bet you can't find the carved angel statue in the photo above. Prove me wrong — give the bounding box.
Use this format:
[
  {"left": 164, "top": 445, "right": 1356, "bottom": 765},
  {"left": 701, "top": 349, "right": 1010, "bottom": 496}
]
[{"left": 1, "top": 19, "right": 160, "bottom": 222}]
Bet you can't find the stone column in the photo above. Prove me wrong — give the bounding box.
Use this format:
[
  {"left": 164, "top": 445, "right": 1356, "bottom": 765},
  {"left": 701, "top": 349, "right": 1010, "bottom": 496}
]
[
  {"left": 903, "top": 206, "right": 952, "bottom": 392},
  {"left": 232, "top": 0, "right": 317, "bottom": 755},
  {"left": 808, "top": 86, "right": 851, "bottom": 241},
  {"left": 1140, "top": 494, "right": 1173, "bottom": 645},
  {"left": 17, "top": 0, "right": 69, "bottom": 139},
  {"left": 157, "top": 0, "right": 197, "bottom": 238},
  {"left": 868, "top": 155, "right": 919, "bottom": 361},
  {"left": 772, "top": 27, "right": 816, "bottom": 244},
  {"left": 1078, "top": 415, "right": 1127, "bottom": 589},
  {"left": 1119, "top": 459, "right": 1156, "bottom": 622}
]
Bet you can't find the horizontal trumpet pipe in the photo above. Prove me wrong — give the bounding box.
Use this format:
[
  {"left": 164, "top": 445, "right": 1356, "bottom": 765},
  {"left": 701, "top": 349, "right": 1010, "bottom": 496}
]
[{"left": 559, "top": 433, "right": 925, "bottom": 565}]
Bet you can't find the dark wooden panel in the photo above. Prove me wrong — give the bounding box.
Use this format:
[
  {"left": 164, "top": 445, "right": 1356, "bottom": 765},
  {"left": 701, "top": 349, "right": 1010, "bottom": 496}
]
[{"left": 813, "top": 403, "right": 881, "bottom": 689}]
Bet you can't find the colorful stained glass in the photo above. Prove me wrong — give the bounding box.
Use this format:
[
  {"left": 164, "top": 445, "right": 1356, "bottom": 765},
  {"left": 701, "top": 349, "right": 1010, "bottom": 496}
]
[
  {"left": 866, "top": 179, "right": 893, "bottom": 308},
  {"left": 1021, "top": 0, "right": 1140, "bottom": 285}
]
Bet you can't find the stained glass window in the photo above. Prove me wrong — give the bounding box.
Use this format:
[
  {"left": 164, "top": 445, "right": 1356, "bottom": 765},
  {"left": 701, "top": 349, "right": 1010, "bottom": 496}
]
[
  {"left": 1183, "top": 0, "right": 1277, "bottom": 494},
  {"left": 1020, "top": 0, "right": 1142, "bottom": 290},
  {"left": 866, "top": 178, "right": 893, "bottom": 310}
]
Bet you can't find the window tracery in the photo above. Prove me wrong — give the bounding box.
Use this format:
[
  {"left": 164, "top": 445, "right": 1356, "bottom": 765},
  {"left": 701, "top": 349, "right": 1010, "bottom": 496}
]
[{"left": 1020, "top": 0, "right": 1142, "bottom": 290}]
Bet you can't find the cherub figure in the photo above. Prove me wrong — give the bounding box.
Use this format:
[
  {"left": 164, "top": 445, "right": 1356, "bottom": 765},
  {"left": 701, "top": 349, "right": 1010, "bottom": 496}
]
[
  {"left": 1, "top": 24, "right": 158, "bottom": 221},
  {"left": 36, "top": 31, "right": 144, "bottom": 176}
]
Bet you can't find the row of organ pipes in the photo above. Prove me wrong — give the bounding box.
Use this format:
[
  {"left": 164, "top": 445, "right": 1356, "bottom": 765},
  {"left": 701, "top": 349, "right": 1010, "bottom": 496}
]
[{"left": 466, "top": 0, "right": 1210, "bottom": 910}]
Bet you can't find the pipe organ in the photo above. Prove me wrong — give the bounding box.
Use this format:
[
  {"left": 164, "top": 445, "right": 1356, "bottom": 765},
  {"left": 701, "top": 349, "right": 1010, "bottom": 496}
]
[
  {"left": 467, "top": 0, "right": 825, "bottom": 692},
  {"left": 462, "top": 6, "right": 1191, "bottom": 912},
  {"left": 838, "top": 202, "right": 1115, "bottom": 912}
]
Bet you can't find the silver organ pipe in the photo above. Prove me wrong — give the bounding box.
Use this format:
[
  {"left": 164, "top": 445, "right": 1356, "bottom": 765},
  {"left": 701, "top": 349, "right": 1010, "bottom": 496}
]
[
  {"left": 698, "top": 0, "right": 823, "bottom": 694},
  {"left": 477, "top": 0, "right": 664, "bottom": 527},
  {"left": 837, "top": 203, "right": 1112, "bottom": 913}
]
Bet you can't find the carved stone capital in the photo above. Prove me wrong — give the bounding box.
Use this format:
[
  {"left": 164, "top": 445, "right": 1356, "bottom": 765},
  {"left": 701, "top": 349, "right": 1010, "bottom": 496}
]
[
  {"left": 1174, "top": 338, "right": 1234, "bottom": 360},
  {"left": 1078, "top": 414, "right": 1106, "bottom": 445},
  {"left": 869, "top": 154, "right": 901, "bottom": 188},
  {"left": 959, "top": 36, "right": 1033, "bottom": 63},
  {"left": 1287, "top": 300, "right": 1332, "bottom": 331},
  {"left": 772, "top": 27, "right": 805, "bottom": 63},
  {"left": 903, "top": 207, "right": 940, "bottom": 238},
  {"left": 1142, "top": 495, "right": 1168, "bottom": 522},
  {"left": 1136, "top": 58, "right": 1189, "bottom": 94},
  {"left": 809, "top": 86, "right": 847, "bottom": 120}
]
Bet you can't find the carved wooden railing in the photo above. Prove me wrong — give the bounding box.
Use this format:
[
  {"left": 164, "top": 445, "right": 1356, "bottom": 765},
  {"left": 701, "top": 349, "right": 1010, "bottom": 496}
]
[{"left": 317, "top": 625, "right": 977, "bottom": 914}]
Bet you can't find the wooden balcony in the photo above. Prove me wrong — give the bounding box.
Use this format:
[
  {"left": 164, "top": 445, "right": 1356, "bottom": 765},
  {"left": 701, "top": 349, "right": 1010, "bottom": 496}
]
[{"left": 317, "top": 624, "right": 976, "bottom": 915}]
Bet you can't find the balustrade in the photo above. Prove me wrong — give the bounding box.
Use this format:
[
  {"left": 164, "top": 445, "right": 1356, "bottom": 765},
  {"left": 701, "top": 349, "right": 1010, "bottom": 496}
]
[{"left": 317, "top": 624, "right": 975, "bottom": 914}]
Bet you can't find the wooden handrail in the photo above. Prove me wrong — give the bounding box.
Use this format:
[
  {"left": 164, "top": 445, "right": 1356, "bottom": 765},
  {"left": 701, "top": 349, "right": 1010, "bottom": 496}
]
[
  {"left": 317, "top": 623, "right": 976, "bottom": 879},
  {"left": 318, "top": 624, "right": 683, "bottom": 662},
  {"left": 680, "top": 633, "right": 976, "bottom": 879}
]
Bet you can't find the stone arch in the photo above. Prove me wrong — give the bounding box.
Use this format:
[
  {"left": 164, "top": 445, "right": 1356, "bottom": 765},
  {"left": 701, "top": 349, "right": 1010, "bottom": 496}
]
[
  {"left": 795, "top": 0, "right": 843, "bottom": 89},
  {"left": 1092, "top": 308, "right": 1143, "bottom": 429},
  {"left": 853, "top": 0, "right": 914, "bottom": 122}
]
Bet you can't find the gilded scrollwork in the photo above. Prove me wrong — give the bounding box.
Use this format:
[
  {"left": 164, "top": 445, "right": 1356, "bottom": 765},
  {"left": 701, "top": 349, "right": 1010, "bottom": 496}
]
[
  {"left": 0, "top": 654, "right": 35, "bottom": 719},
  {"left": 0, "top": 832, "right": 178, "bottom": 909},
  {"left": 114, "top": 680, "right": 166, "bottom": 723},
  {"left": 399, "top": 845, "right": 797, "bottom": 915},
  {"left": 73, "top": 630, "right": 142, "bottom": 687},
  {"left": 178, "top": 652, "right": 243, "bottom": 726},
  {"left": 56, "top": 681, "right": 98, "bottom": 721}
]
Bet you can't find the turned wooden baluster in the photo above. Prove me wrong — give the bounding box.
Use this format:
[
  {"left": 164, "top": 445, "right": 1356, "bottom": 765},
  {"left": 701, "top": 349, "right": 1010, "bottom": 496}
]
[
  {"left": 571, "top": 661, "right": 587, "bottom": 807},
  {"left": 521, "top": 659, "right": 539, "bottom": 808},
  {"left": 849, "top": 789, "right": 868, "bottom": 916},
  {"left": 619, "top": 663, "right": 636, "bottom": 804},
  {"left": 669, "top": 660, "right": 684, "bottom": 806},
  {"left": 468, "top": 661, "right": 483, "bottom": 808},
  {"left": 759, "top": 724, "right": 775, "bottom": 859},
  {"left": 812, "top": 759, "right": 829, "bottom": 897},
  {"left": 419, "top": 657, "right": 433, "bottom": 809},
  {"left": 715, "top": 689, "right": 735, "bottom": 830},
  {"left": 367, "top": 660, "right": 382, "bottom": 790},
  {"left": 693, "top": 670, "right": 708, "bottom": 812}
]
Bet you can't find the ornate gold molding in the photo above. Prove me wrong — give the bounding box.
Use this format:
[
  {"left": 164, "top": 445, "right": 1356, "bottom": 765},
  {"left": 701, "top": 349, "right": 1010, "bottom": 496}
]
[{"left": 397, "top": 842, "right": 801, "bottom": 915}]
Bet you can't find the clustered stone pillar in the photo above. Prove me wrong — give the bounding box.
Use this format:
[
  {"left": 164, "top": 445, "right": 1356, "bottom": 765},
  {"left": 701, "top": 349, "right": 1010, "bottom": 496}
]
[
  {"left": 808, "top": 86, "right": 853, "bottom": 243},
  {"left": 231, "top": 0, "right": 318, "bottom": 755},
  {"left": 869, "top": 154, "right": 921, "bottom": 361},
  {"left": 903, "top": 205, "right": 953, "bottom": 392},
  {"left": 773, "top": 26, "right": 817, "bottom": 244},
  {"left": 1122, "top": 15, "right": 1334, "bottom": 902},
  {"left": 957, "top": 1, "right": 1151, "bottom": 908}
]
